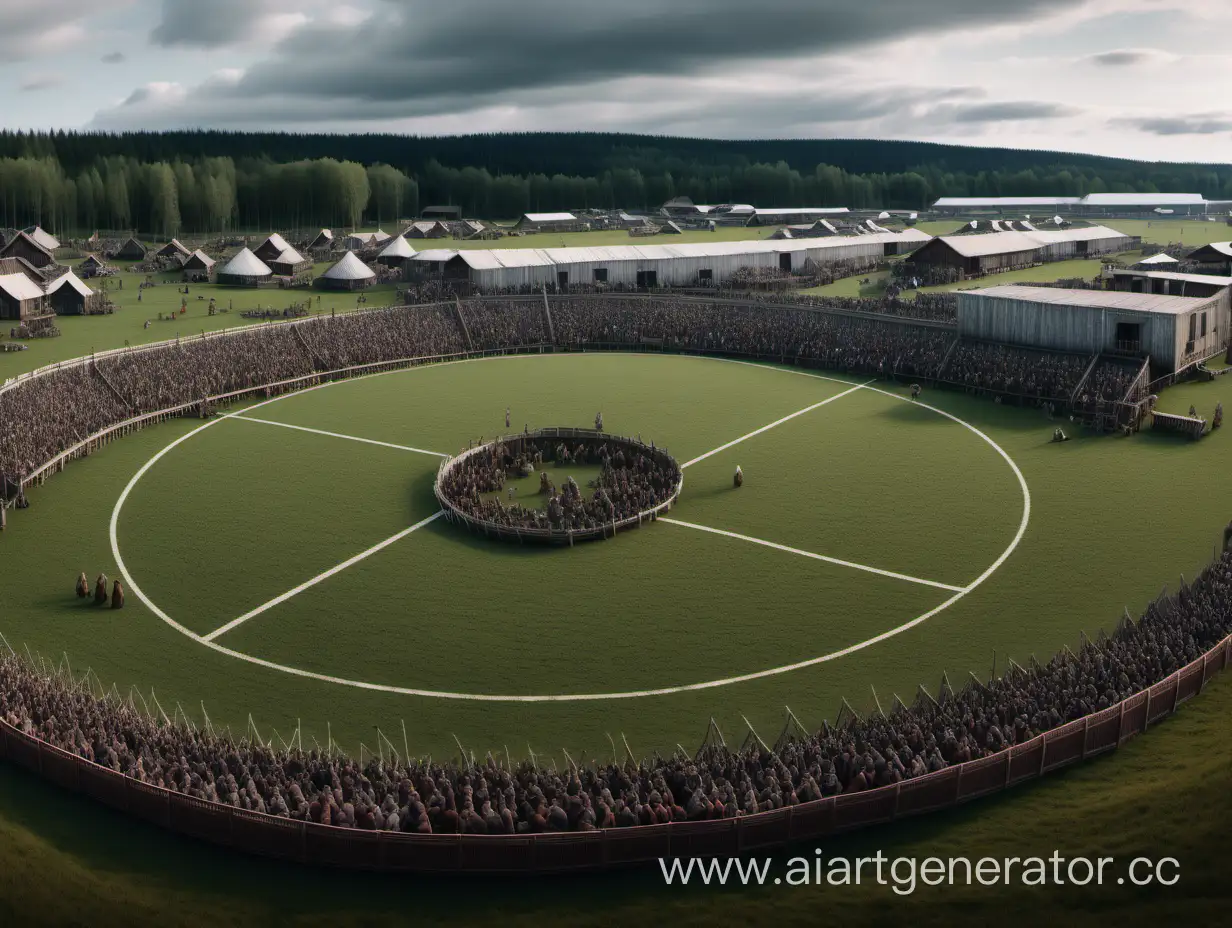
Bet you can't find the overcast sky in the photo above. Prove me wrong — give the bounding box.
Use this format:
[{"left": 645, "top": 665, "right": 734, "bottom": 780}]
[{"left": 2, "top": 0, "right": 1231, "bottom": 163}]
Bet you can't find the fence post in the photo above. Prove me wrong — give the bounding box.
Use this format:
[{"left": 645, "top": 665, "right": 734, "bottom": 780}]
[
  {"left": 1143, "top": 687, "right": 1152, "bottom": 731},
  {"left": 1004, "top": 746, "right": 1013, "bottom": 787},
  {"left": 1038, "top": 734, "right": 1047, "bottom": 775},
  {"left": 1171, "top": 671, "right": 1181, "bottom": 713},
  {"left": 892, "top": 781, "right": 902, "bottom": 819},
  {"left": 1081, "top": 714, "right": 1090, "bottom": 759}
]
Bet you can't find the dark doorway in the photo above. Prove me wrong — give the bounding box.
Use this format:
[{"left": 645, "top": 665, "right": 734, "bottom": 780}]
[
  {"left": 557, "top": 271, "right": 569, "bottom": 289},
  {"left": 778, "top": 253, "right": 792, "bottom": 272},
  {"left": 1115, "top": 321, "right": 1142, "bottom": 352},
  {"left": 636, "top": 270, "right": 657, "bottom": 288}
]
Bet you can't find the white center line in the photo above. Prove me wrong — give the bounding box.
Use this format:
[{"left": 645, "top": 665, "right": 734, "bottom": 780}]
[
  {"left": 202, "top": 510, "right": 446, "bottom": 642},
  {"left": 679, "top": 380, "right": 873, "bottom": 470},
  {"left": 661, "top": 517, "right": 967, "bottom": 592},
  {"left": 226, "top": 413, "right": 448, "bottom": 458}
]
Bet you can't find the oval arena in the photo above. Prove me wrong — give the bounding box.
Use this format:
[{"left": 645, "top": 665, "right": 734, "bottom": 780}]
[{"left": 1, "top": 293, "right": 1231, "bottom": 873}]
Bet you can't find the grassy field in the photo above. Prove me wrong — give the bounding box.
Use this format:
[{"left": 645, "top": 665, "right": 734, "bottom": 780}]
[{"left": 2, "top": 351, "right": 1230, "bottom": 762}]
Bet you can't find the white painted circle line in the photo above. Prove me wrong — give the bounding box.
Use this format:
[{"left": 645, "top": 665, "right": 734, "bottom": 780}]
[{"left": 109, "top": 352, "right": 1030, "bottom": 702}]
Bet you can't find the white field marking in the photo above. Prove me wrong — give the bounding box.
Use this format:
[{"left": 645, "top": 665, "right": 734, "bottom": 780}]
[
  {"left": 679, "top": 380, "right": 874, "bottom": 469},
  {"left": 202, "top": 511, "right": 445, "bottom": 643},
  {"left": 225, "top": 413, "right": 447, "bottom": 458},
  {"left": 109, "top": 352, "right": 1029, "bottom": 702},
  {"left": 660, "top": 517, "right": 966, "bottom": 593}
]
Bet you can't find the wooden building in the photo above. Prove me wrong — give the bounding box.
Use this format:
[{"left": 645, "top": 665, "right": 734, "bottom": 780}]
[
  {"left": 748, "top": 207, "right": 850, "bottom": 226},
  {"left": 156, "top": 239, "right": 191, "bottom": 260},
  {"left": 957, "top": 285, "right": 1230, "bottom": 374},
  {"left": 113, "top": 237, "right": 147, "bottom": 261},
  {"left": 267, "top": 246, "right": 312, "bottom": 277},
  {"left": 0, "top": 231, "right": 55, "bottom": 268},
  {"left": 22, "top": 226, "right": 60, "bottom": 252},
  {"left": 316, "top": 251, "right": 376, "bottom": 290},
  {"left": 911, "top": 227, "right": 1132, "bottom": 275},
  {"left": 306, "top": 229, "right": 334, "bottom": 251},
  {"left": 403, "top": 221, "right": 450, "bottom": 239},
  {"left": 181, "top": 250, "right": 216, "bottom": 274},
  {"left": 216, "top": 248, "right": 272, "bottom": 286},
  {"left": 0, "top": 271, "right": 47, "bottom": 321},
  {"left": 78, "top": 254, "right": 107, "bottom": 275},
  {"left": 45, "top": 271, "right": 97, "bottom": 315},
  {"left": 1185, "top": 241, "right": 1232, "bottom": 273},
  {"left": 252, "top": 234, "right": 293, "bottom": 263},
  {"left": 515, "top": 212, "right": 588, "bottom": 234}
]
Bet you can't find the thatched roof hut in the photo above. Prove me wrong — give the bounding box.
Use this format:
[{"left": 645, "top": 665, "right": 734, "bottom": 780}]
[
  {"left": 79, "top": 254, "right": 106, "bottom": 272},
  {"left": 216, "top": 248, "right": 273, "bottom": 286},
  {"left": 157, "top": 238, "right": 192, "bottom": 260},
  {"left": 403, "top": 221, "right": 449, "bottom": 240},
  {"left": 316, "top": 251, "right": 376, "bottom": 290}
]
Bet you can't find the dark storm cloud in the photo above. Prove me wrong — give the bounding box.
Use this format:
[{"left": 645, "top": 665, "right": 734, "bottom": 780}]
[
  {"left": 219, "top": 0, "right": 1077, "bottom": 106},
  {"left": 101, "top": 51, "right": 126, "bottom": 64},
  {"left": 949, "top": 101, "right": 1080, "bottom": 122},
  {"left": 150, "top": 0, "right": 286, "bottom": 48},
  {"left": 1112, "top": 114, "right": 1232, "bottom": 135}
]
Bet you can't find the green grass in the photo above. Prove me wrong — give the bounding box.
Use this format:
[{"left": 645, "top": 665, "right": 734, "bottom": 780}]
[{"left": 4, "top": 352, "right": 1232, "bottom": 760}]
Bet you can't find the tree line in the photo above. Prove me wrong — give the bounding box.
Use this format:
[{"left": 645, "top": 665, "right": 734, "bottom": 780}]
[{"left": 1, "top": 130, "right": 1230, "bottom": 236}]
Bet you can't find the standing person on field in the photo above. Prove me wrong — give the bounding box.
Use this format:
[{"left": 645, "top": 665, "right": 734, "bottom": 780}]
[
  {"left": 111, "top": 580, "right": 125, "bottom": 610},
  {"left": 94, "top": 573, "right": 109, "bottom": 605},
  {"left": 506, "top": 407, "right": 511, "bottom": 429},
  {"left": 75, "top": 573, "right": 89, "bottom": 598}
]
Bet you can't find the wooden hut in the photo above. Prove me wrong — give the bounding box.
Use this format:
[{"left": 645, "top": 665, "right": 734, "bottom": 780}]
[
  {"left": 252, "top": 234, "right": 293, "bottom": 263},
  {"left": 267, "top": 246, "right": 312, "bottom": 277},
  {"left": 113, "top": 237, "right": 147, "bottom": 261},
  {"left": 0, "top": 271, "right": 47, "bottom": 321},
  {"left": 0, "top": 231, "right": 55, "bottom": 268},
  {"left": 316, "top": 251, "right": 376, "bottom": 290},
  {"left": 216, "top": 248, "right": 273, "bottom": 286},
  {"left": 515, "top": 212, "right": 587, "bottom": 234},
  {"left": 306, "top": 229, "right": 334, "bottom": 251},
  {"left": 45, "top": 271, "right": 96, "bottom": 315},
  {"left": 1185, "top": 241, "right": 1232, "bottom": 272},
  {"left": 403, "top": 221, "right": 449, "bottom": 240},
  {"left": 156, "top": 239, "right": 192, "bottom": 260},
  {"left": 79, "top": 254, "right": 106, "bottom": 274},
  {"left": 376, "top": 236, "right": 415, "bottom": 268}
]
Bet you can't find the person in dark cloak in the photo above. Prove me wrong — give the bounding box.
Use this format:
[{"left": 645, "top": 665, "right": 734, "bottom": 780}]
[
  {"left": 94, "top": 573, "right": 109, "bottom": 605},
  {"left": 75, "top": 572, "right": 89, "bottom": 598}
]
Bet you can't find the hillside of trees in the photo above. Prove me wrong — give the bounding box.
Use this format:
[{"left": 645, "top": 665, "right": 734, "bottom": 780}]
[{"left": 1, "top": 130, "right": 1229, "bottom": 236}]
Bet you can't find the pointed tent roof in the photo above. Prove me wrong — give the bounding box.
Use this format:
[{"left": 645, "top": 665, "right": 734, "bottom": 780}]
[
  {"left": 321, "top": 251, "right": 376, "bottom": 281},
  {"left": 45, "top": 270, "right": 93, "bottom": 297},
  {"left": 372, "top": 229, "right": 391, "bottom": 243},
  {"left": 307, "top": 229, "right": 334, "bottom": 248},
  {"left": 378, "top": 236, "right": 415, "bottom": 259},
  {"left": 24, "top": 226, "right": 60, "bottom": 251},
  {"left": 218, "top": 248, "right": 272, "bottom": 277},
  {"left": 1136, "top": 252, "right": 1179, "bottom": 265},
  {"left": 79, "top": 253, "right": 105, "bottom": 268},
  {"left": 1, "top": 231, "right": 54, "bottom": 265}
]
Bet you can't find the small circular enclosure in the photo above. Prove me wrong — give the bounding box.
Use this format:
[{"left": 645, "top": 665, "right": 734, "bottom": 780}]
[{"left": 435, "top": 427, "right": 683, "bottom": 544}]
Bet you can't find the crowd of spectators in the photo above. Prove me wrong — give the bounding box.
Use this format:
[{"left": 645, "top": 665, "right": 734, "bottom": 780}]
[
  {"left": 939, "top": 341, "right": 1093, "bottom": 401},
  {"left": 2, "top": 544, "right": 1229, "bottom": 834},
  {"left": 0, "top": 293, "right": 1140, "bottom": 486},
  {"left": 438, "top": 435, "right": 679, "bottom": 533}
]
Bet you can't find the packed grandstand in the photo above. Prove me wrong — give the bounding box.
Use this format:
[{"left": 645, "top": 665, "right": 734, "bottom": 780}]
[{"left": 0, "top": 294, "right": 1145, "bottom": 484}]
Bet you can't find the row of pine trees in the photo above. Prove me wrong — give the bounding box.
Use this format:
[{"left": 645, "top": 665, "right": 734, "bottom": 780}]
[{"left": 3, "top": 147, "right": 1231, "bottom": 237}]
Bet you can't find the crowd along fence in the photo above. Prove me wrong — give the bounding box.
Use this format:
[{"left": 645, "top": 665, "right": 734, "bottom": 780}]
[{"left": 0, "top": 634, "right": 1227, "bottom": 873}]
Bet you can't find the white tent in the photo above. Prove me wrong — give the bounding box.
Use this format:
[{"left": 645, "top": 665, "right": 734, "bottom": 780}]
[
  {"left": 321, "top": 251, "right": 376, "bottom": 282},
  {"left": 218, "top": 248, "right": 272, "bottom": 278}
]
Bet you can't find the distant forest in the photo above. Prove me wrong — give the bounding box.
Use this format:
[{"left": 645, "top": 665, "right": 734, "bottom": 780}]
[{"left": 1, "top": 130, "right": 1230, "bottom": 236}]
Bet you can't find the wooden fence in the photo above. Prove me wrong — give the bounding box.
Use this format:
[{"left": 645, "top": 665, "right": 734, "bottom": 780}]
[{"left": 0, "top": 633, "right": 1228, "bottom": 873}]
